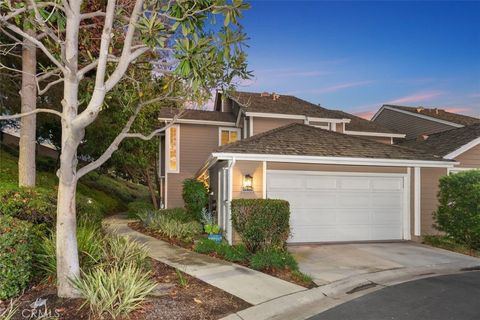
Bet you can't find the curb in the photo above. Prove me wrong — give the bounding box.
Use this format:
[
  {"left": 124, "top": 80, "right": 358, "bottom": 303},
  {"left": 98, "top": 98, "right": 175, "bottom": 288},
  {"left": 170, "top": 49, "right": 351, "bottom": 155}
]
[{"left": 221, "top": 264, "right": 478, "bottom": 320}]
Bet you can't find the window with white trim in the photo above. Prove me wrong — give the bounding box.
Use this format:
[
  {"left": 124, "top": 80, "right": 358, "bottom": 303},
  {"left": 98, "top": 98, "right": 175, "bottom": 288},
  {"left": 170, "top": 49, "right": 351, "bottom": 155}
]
[
  {"left": 166, "top": 125, "right": 179, "bottom": 173},
  {"left": 219, "top": 127, "right": 240, "bottom": 146}
]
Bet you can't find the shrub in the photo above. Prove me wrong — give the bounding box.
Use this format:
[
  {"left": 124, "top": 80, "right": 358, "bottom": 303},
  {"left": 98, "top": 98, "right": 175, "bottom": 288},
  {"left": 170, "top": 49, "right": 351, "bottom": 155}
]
[
  {"left": 138, "top": 209, "right": 202, "bottom": 242},
  {"left": 127, "top": 200, "right": 154, "bottom": 219},
  {"left": 194, "top": 239, "right": 250, "bottom": 262},
  {"left": 0, "top": 216, "right": 34, "bottom": 299},
  {"left": 182, "top": 178, "right": 208, "bottom": 220},
  {"left": 231, "top": 199, "right": 291, "bottom": 253},
  {"left": 249, "top": 248, "right": 298, "bottom": 271},
  {"left": 72, "top": 263, "right": 157, "bottom": 319},
  {"left": 194, "top": 238, "right": 218, "bottom": 254},
  {"left": 103, "top": 234, "right": 150, "bottom": 270},
  {"left": 35, "top": 223, "right": 104, "bottom": 279},
  {"left": 434, "top": 170, "right": 480, "bottom": 250}
]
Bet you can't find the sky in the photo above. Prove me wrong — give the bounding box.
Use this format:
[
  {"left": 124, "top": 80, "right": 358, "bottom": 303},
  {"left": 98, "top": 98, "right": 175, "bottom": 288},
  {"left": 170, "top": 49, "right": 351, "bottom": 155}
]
[{"left": 235, "top": 0, "right": 480, "bottom": 119}]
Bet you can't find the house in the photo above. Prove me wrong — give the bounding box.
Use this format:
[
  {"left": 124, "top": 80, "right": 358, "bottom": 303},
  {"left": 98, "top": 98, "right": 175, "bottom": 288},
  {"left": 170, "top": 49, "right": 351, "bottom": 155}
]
[
  {"left": 372, "top": 104, "right": 480, "bottom": 140},
  {"left": 157, "top": 91, "right": 458, "bottom": 244}
]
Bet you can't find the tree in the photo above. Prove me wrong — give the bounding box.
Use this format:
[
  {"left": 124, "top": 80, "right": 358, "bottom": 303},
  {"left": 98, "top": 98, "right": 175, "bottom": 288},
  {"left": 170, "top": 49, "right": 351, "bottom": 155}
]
[{"left": 0, "top": 0, "right": 250, "bottom": 297}]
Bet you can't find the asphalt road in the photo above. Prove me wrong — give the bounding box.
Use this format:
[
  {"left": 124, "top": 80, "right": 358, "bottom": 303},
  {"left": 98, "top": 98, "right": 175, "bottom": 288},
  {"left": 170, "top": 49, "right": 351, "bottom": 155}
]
[{"left": 309, "top": 271, "right": 480, "bottom": 320}]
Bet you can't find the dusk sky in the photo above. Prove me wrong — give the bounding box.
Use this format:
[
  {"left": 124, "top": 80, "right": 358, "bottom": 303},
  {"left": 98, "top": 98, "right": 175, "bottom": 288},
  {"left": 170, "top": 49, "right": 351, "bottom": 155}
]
[{"left": 236, "top": 1, "right": 480, "bottom": 119}]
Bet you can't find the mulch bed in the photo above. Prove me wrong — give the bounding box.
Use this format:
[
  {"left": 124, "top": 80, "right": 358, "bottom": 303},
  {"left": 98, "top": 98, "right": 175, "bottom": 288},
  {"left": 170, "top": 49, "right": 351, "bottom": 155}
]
[
  {"left": 129, "top": 222, "right": 317, "bottom": 289},
  {"left": 0, "top": 260, "right": 250, "bottom": 320}
]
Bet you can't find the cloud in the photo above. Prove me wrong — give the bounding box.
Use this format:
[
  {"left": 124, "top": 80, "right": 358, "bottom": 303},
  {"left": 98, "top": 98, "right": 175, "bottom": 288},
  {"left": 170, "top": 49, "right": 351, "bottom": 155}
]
[
  {"left": 387, "top": 90, "right": 444, "bottom": 105},
  {"left": 469, "top": 93, "right": 480, "bottom": 98},
  {"left": 288, "top": 80, "right": 373, "bottom": 95},
  {"left": 353, "top": 110, "right": 376, "bottom": 120}
]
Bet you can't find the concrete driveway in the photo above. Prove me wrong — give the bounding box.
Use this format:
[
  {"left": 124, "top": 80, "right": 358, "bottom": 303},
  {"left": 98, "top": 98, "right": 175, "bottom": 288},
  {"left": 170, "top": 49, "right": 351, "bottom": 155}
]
[{"left": 289, "top": 242, "right": 480, "bottom": 285}]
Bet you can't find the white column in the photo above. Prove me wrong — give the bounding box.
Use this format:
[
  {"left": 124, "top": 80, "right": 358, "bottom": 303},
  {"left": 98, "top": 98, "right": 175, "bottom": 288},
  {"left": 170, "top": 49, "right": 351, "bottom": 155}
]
[{"left": 414, "top": 167, "right": 421, "bottom": 236}]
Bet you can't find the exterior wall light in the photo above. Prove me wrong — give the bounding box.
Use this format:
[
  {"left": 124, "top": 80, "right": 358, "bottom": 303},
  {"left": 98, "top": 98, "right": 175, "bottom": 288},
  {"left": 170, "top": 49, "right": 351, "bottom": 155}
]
[{"left": 243, "top": 174, "right": 253, "bottom": 191}]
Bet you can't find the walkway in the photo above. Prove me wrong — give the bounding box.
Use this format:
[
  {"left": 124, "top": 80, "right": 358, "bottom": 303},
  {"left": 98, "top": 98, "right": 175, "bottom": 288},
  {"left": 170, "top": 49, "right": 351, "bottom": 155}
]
[{"left": 103, "top": 214, "right": 305, "bottom": 305}]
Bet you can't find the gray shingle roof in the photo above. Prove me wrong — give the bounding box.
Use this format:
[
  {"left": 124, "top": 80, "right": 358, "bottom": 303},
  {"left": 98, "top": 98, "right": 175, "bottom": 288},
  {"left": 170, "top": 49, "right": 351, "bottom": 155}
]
[
  {"left": 330, "top": 110, "right": 401, "bottom": 134},
  {"left": 158, "top": 108, "right": 236, "bottom": 123},
  {"left": 216, "top": 123, "right": 444, "bottom": 161},
  {"left": 384, "top": 104, "right": 480, "bottom": 126},
  {"left": 398, "top": 123, "right": 480, "bottom": 157}
]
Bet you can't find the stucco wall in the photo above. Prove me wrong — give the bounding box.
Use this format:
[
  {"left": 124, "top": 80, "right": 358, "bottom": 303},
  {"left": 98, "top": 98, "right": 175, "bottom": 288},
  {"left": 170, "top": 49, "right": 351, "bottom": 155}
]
[
  {"left": 252, "top": 117, "right": 303, "bottom": 135},
  {"left": 420, "top": 167, "right": 447, "bottom": 235}
]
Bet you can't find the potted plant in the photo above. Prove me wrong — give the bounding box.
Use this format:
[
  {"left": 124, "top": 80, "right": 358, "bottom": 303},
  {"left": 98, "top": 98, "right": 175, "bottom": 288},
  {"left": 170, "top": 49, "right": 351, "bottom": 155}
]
[{"left": 200, "top": 208, "right": 223, "bottom": 243}]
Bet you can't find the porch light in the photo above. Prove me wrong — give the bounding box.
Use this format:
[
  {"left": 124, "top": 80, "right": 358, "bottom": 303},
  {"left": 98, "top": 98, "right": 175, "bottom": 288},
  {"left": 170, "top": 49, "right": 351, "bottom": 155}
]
[{"left": 243, "top": 174, "right": 253, "bottom": 191}]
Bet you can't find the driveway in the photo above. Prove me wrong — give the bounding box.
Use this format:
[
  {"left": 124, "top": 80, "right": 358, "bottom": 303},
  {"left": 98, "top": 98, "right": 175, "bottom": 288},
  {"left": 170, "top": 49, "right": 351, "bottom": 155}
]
[
  {"left": 289, "top": 242, "right": 480, "bottom": 285},
  {"left": 309, "top": 271, "right": 480, "bottom": 320}
]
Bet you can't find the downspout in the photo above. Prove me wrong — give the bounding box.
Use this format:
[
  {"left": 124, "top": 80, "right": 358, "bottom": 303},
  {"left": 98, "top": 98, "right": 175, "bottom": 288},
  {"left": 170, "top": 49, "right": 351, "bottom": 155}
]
[{"left": 227, "top": 158, "right": 236, "bottom": 244}]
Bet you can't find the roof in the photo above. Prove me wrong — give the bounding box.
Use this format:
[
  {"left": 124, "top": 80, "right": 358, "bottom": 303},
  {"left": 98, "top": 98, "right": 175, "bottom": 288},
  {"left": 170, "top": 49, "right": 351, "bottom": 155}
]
[
  {"left": 216, "top": 123, "right": 443, "bottom": 161},
  {"left": 227, "top": 91, "right": 348, "bottom": 120},
  {"left": 398, "top": 123, "right": 480, "bottom": 157},
  {"left": 329, "top": 110, "right": 401, "bottom": 134},
  {"left": 382, "top": 104, "right": 480, "bottom": 126},
  {"left": 158, "top": 108, "right": 236, "bottom": 123}
]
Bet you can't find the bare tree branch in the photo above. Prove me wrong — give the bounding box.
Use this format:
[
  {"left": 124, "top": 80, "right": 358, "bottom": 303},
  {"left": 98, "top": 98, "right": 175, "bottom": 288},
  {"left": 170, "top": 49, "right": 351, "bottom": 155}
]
[
  {"left": 38, "top": 77, "right": 63, "bottom": 95},
  {"left": 76, "top": 93, "right": 183, "bottom": 179},
  {"left": 80, "top": 11, "right": 106, "bottom": 20},
  {"left": 0, "top": 108, "right": 64, "bottom": 120}
]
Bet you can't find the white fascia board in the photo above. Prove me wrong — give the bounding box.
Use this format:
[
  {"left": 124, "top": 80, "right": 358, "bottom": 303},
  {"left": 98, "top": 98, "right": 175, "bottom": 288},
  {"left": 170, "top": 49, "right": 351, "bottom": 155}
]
[
  {"left": 307, "top": 117, "right": 351, "bottom": 123},
  {"left": 344, "top": 130, "right": 406, "bottom": 138},
  {"left": 370, "top": 106, "right": 385, "bottom": 121},
  {"left": 377, "top": 106, "right": 464, "bottom": 128},
  {"left": 444, "top": 137, "right": 480, "bottom": 159},
  {"left": 211, "top": 152, "right": 458, "bottom": 168},
  {"left": 244, "top": 112, "right": 305, "bottom": 120},
  {"left": 158, "top": 118, "right": 236, "bottom": 127}
]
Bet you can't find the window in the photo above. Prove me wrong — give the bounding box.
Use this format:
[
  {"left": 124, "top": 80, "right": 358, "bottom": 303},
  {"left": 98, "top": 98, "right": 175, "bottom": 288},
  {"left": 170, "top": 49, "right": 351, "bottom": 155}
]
[
  {"left": 166, "top": 125, "right": 179, "bottom": 173},
  {"left": 219, "top": 128, "right": 240, "bottom": 146}
]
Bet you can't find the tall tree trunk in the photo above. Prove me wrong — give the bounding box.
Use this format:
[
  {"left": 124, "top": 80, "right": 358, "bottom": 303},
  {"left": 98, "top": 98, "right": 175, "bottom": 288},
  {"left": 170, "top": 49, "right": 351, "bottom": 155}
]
[
  {"left": 56, "top": 2, "right": 82, "bottom": 297},
  {"left": 18, "top": 29, "right": 37, "bottom": 187},
  {"left": 145, "top": 169, "right": 158, "bottom": 209}
]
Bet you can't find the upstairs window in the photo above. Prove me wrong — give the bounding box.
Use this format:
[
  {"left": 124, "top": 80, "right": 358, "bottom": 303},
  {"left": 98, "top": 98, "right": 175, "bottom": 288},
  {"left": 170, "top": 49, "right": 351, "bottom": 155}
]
[
  {"left": 166, "top": 125, "right": 179, "bottom": 173},
  {"left": 219, "top": 128, "right": 240, "bottom": 146}
]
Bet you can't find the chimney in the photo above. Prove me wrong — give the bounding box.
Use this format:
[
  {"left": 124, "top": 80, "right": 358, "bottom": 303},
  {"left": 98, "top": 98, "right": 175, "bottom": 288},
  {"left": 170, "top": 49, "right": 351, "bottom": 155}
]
[
  {"left": 272, "top": 92, "right": 280, "bottom": 101},
  {"left": 416, "top": 107, "right": 424, "bottom": 113},
  {"left": 260, "top": 92, "right": 270, "bottom": 97},
  {"left": 417, "top": 134, "right": 429, "bottom": 141}
]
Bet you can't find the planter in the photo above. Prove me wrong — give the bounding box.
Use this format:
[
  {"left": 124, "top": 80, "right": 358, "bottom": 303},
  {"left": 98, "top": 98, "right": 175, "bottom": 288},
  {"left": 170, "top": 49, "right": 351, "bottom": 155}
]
[{"left": 208, "top": 233, "right": 223, "bottom": 243}]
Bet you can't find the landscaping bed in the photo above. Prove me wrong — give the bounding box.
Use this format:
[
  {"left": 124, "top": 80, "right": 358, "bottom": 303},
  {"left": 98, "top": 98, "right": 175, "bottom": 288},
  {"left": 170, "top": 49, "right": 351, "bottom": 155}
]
[
  {"left": 129, "top": 221, "right": 316, "bottom": 288},
  {"left": 423, "top": 235, "right": 480, "bottom": 258},
  {"left": 0, "top": 259, "right": 250, "bottom": 320}
]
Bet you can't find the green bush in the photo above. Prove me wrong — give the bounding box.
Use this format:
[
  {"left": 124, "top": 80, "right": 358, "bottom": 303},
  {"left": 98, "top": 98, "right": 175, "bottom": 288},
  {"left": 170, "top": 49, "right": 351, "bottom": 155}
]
[
  {"left": 0, "top": 216, "right": 34, "bottom": 299},
  {"left": 103, "top": 234, "right": 150, "bottom": 270},
  {"left": 194, "top": 239, "right": 250, "bottom": 262},
  {"left": 249, "top": 248, "right": 298, "bottom": 271},
  {"left": 182, "top": 178, "right": 208, "bottom": 220},
  {"left": 231, "top": 199, "right": 291, "bottom": 253},
  {"left": 72, "top": 263, "right": 157, "bottom": 319},
  {"left": 127, "top": 200, "right": 154, "bottom": 219},
  {"left": 434, "top": 170, "right": 480, "bottom": 250},
  {"left": 194, "top": 238, "right": 218, "bottom": 254},
  {"left": 35, "top": 223, "right": 104, "bottom": 279},
  {"left": 138, "top": 209, "right": 202, "bottom": 242}
]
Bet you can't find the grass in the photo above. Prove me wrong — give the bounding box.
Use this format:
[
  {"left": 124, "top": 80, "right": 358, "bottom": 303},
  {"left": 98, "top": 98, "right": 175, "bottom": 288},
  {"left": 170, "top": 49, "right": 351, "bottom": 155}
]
[
  {"left": 0, "top": 144, "right": 149, "bottom": 216},
  {"left": 423, "top": 235, "right": 480, "bottom": 257}
]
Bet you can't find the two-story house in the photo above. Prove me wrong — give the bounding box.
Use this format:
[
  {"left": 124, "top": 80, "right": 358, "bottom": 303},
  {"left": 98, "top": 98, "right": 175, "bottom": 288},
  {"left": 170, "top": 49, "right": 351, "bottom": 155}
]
[{"left": 156, "top": 91, "right": 459, "bottom": 244}]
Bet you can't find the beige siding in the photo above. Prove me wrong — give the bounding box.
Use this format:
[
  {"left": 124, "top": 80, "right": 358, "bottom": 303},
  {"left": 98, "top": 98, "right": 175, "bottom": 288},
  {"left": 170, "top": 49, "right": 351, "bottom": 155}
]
[
  {"left": 166, "top": 124, "right": 221, "bottom": 208},
  {"left": 335, "top": 123, "right": 344, "bottom": 133},
  {"left": 455, "top": 144, "right": 480, "bottom": 168},
  {"left": 374, "top": 108, "right": 456, "bottom": 140},
  {"left": 267, "top": 162, "right": 407, "bottom": 174},
  {"left": 420, "top": 167, "right": 447, "bottom": 235},
  {"left": 252, "top": 117, "right": 303, "bottom": 135}
]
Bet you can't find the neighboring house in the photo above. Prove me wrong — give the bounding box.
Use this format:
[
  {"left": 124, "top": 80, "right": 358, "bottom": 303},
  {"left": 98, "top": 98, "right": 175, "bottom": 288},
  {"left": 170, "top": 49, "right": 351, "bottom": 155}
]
[
  {"left": 0, "top": 127, "right": 58, "bottom": 159},
  {"left": 372, "top": 104, "right": 480, "bottom": 140},
  {"left": 156, "top": 91, "right": 458, "bottom": 245}
]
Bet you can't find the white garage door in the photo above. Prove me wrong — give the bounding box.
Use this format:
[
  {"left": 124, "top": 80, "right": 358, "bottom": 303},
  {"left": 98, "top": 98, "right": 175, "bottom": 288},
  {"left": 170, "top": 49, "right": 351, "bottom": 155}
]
[{"left": 266, "top": 171, "right": 406, "bottom": 243}]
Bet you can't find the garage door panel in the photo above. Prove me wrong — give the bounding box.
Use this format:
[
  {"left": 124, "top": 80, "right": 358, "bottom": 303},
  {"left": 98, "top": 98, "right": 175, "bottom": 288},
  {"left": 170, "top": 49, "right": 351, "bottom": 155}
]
[
  {"left": 267, "top": 171, "right": 405, "bottom": 243},
  {"left": 338, "top": 178, "right": 371, "bottom": 190},
  {"left": 370, "top": 193, "right": 403, "bottom": 208},
  {"left": 337, "top": 193, "right": 371, "bottom": 208},
  {"left": 372, "top": 178, "right": 403, "bottom": 191}
]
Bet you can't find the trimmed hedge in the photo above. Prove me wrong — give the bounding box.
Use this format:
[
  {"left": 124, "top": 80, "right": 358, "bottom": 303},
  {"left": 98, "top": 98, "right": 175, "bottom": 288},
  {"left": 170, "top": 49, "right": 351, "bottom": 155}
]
[
  {"left": 231, "top": 199, "right": 290, "bottom": 253},
  {"left": 182, "top": 178, "right": 208, "bottom": 220},
  {"left": 0, "top": 216, "right": 34, "bottom": 299},
  {"left": 434, "top": 170, "right": 480, "bottom": 250}
]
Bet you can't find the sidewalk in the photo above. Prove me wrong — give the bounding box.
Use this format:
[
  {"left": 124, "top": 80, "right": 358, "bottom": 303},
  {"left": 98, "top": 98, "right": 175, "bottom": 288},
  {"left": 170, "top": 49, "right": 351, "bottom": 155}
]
[{"left": 103, "top": 214, "right": 305, "bottom": 305}]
